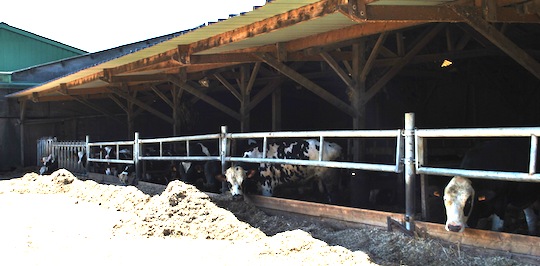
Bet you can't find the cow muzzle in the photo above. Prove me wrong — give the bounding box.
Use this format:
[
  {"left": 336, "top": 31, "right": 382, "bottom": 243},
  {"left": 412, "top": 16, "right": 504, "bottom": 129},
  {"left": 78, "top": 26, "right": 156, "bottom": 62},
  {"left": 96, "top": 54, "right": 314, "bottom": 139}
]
[
  {"left": 445, "top": 222, "right": 464, "bottom": 233},
  {"left": 232, "top": 194, "right": 244, "bottom": 201}
]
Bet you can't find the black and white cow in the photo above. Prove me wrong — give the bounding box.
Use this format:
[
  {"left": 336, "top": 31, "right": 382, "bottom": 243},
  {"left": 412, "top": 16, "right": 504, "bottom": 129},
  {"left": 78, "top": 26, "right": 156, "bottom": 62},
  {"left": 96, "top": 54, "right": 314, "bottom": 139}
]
[
  {"left": 90, "top": 146, "right": 132, "bottom": 176},
  {"left": 443, "top": 138, "right": 540, "bottom": 235},
  {"left": 39, "top": 154, "right": 59, "bottom": 175},
  {"left": 117, "top": 164, "right": 137, "bottom": 186},
  {"left": 225, "top": 139, "right": 342, "bottom": 202}
]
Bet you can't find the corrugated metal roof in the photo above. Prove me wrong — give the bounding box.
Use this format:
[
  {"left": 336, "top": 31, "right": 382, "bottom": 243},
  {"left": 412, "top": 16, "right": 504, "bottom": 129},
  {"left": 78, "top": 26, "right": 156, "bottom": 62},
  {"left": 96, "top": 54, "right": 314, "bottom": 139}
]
[
  {"left": 371, "top": 0, "right": 455, "bottom": 5},
  {"left": 6, "top": 0, "right": 326, "bottom": 98},
  {"left": 6, "top": 0, "right": 465, "bottom": 99}
]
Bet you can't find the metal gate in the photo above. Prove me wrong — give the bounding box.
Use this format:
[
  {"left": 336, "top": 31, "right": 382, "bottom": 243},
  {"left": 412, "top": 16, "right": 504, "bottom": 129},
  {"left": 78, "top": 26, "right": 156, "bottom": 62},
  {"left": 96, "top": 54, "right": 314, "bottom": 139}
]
[{"left": 36, "top": 137, "right": 87, "bottom": 176}]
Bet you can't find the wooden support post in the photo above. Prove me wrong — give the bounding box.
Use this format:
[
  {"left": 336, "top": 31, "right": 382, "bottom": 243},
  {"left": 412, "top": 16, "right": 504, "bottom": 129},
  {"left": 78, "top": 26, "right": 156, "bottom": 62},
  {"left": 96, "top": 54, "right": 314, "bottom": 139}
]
[
  {"left": 127, "top": 91, "right": 135, "bottom": 138},
  {"left": 19, "top": 99, "right": 27, "bottom": 167},
  {"left": 272, "top": 87, "right": 282, "bottom": 131},
  {"left": 172, "top": 85, "right": 184, "bottom": 136},
  {"left": 240, "top": 65, "right": 251, "bottom": 132},
  {"left": 349, "top": 41, "right": 369, "bottom": 208}
]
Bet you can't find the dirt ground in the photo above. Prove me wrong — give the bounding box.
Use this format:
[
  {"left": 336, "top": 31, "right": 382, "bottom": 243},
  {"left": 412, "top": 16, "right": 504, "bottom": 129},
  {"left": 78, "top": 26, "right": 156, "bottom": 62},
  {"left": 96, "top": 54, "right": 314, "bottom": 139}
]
[{"left": 0, "top": 167, "right": 536, "bottom": 265}]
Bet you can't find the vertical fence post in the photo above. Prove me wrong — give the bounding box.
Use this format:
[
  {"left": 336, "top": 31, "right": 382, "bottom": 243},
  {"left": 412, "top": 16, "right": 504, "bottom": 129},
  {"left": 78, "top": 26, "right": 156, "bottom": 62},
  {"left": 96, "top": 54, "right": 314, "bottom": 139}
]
[
  {"left": 134, "top": 132, "right": 140, "bottom": 185},
  {"left": 404, "top": 113, "right": 416, "bottom": 232},
  {"left": 85, "top": 136, "right": 90, "bottom": 175},
  {"left": 530, "top": 135, "right": 537, "bottom": 175},
  {"left": 220, "top": 126, "right": 228, "bottom": 193}
]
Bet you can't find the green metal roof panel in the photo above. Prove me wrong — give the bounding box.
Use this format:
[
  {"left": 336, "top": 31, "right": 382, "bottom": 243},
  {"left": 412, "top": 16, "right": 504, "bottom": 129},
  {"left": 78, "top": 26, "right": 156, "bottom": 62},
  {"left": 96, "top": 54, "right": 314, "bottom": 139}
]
[{"left": 0, "top": 23, "right": 87, "bottom": 72}]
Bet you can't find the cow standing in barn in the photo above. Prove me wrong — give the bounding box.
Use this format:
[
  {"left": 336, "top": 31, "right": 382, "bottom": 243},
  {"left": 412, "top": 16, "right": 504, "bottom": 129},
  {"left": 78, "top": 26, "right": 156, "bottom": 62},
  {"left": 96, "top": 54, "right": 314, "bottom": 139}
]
[
  {"left": 39, "top": 154, "right": 59, "bottom": 175},
  {"left": 224, "top": 139, "right": 343, "bottom": 203},
  {"left": 443, "top": 138, "right": 540, "bottom": 235}
]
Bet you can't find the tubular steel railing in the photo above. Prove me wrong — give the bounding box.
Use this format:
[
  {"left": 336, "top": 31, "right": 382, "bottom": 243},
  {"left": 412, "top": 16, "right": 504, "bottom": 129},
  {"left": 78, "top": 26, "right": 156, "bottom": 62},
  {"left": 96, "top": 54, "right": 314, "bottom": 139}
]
[
  {"left": 38, "top": 113, "right": 540, "bottom": 234},
  {"left": 415, "top": 127, "right": 540, "bottom": 183}
]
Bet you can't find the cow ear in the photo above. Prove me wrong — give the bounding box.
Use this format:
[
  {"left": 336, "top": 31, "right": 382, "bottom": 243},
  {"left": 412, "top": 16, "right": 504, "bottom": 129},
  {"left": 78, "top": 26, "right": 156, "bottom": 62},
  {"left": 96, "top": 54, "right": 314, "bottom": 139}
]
[{"left": 477, "top": 190, "right": 496, "bottom": 202}]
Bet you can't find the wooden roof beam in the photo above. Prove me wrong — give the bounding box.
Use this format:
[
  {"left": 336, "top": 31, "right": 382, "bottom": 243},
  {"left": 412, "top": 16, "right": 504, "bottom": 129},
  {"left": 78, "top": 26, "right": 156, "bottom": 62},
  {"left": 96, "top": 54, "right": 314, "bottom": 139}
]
[
  {"left": 55, "top": 87, "right": 121, "bottom": 123},
  {"left": 364, "top": 23, "right": 446, "bottom": 104},
  {"left": 167, "top": 75, "right": 241, "bottom": 120},
  {"left": 107, "top": 87, "right": 174, "bottom": 124},
  {"left": 340, "top": 5, "right": 540, "bottom": 23},
  {"left": 177, "top": 0, "right": 347, "bottom": 65},
  {"left": 254, "top": 52, "right": 355, "bottom": 117},
  {"left": 453, "top": 5, "right": 540, "bottom": 80}
]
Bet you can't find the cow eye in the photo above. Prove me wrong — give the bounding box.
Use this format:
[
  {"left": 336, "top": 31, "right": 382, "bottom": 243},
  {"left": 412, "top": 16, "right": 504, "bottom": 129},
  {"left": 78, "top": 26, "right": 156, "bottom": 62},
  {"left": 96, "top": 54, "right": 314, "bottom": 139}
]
[{"left": 463, "top": 196, "right": 472, "bottom": 216}]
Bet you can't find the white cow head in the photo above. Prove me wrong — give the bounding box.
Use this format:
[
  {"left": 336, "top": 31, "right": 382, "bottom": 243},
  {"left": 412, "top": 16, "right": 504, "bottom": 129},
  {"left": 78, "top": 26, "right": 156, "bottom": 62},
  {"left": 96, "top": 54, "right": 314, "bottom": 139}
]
[
  {"left": 225, "top": 165, "right": 248, "bottom": 200},
  {"left": 443, "top": 176, "right": 475, "bottom": 233}
]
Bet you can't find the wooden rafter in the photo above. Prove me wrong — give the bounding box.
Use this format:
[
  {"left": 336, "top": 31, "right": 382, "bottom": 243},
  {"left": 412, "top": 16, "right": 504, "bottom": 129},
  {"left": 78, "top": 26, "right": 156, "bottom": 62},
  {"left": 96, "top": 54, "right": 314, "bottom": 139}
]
[
  {"left": 248, "top": 78, "right": 283, "bottom": 111},
  {"left": 340, "top": 5, "right": 540, "bottom": 23},
  {"left": 364, "top": 23, "right": 446, "bottom": 104},
  {"left": 167, "top": 75, "right": 241, "bottom": 120},
  {"left": 320, "top": 51, "right": 355, "bottom": 88},
  {"left": 108, "top": 94, "right": 128, "bottom": 113},
  {"left": 214, "top": 73, "right": 241, "bottom": 101},
  {"left": 149, "top": 84, "right": 174, "bottom": 108},
  {"left": 254, "top": 52, "right": 355, "bottom": 117},
  {"left": 453, "top": 5, "right": 540, "bottom": 80},
  {"left": 177, "top": 0, "right": 346, "bottom": 64},
  {"left": 361, "top": 32, "right": 388, "bottom": 82},
  {"left": 107, "top": 87, "right": 173, "bottom": 124}
]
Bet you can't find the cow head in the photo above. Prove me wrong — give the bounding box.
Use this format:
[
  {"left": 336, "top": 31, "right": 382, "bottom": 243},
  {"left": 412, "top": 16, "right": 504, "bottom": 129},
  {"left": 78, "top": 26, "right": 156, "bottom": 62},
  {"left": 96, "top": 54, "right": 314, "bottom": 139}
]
[
  {"left": 224, "top": 165, "right": 248, "bottom": 200},
  {"left": 118, "top": 165, "right": 134, "bottom": 185},
  {"left": 443, "top": 176, "right": 475, "bottom": 233}
]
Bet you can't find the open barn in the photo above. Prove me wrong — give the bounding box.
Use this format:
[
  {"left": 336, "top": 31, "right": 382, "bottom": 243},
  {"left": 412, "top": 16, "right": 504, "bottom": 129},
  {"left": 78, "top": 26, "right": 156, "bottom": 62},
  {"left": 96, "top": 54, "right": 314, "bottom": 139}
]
[{"left": 3, "top": 0, "right": 540, "bottom": 263}]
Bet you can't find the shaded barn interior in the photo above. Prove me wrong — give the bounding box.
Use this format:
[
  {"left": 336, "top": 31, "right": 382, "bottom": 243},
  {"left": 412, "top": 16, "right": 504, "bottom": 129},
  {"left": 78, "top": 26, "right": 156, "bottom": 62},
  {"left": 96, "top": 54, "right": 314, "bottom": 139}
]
[{"left": 3, "top": 1, "right": 540, "bottom": 230}]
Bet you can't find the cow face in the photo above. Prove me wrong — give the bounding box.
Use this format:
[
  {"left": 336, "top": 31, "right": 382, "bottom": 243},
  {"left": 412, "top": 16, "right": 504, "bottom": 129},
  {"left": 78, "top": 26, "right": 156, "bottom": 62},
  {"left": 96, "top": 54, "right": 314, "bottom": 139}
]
[
  {"left": 118, "top": 165, "right": 134, "bottom": 185},
  {"left": 225, "top": 166, "right": 248, "bottom": 200},
  {"left": 443, "top": 176, "right": 475, "bottom": 233}
]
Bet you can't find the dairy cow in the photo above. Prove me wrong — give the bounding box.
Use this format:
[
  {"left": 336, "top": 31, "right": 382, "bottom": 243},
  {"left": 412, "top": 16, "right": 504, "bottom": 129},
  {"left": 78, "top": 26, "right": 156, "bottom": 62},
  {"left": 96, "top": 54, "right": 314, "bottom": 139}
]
[
  {"left": 443, "top": 138, "right": 540, "bottom": 235},
  {"left": 225, "top": 139, "right": 342, "bottom": 202},
  {"left": 39, "top": 154, "right": 59, "bottom": 175}
]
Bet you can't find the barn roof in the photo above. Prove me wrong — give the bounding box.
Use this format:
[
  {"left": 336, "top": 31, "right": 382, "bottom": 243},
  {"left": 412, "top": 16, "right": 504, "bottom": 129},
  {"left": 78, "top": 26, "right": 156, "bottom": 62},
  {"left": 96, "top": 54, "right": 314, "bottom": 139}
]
[
  {"left": 0, "top": 22, "right": 87, "bottom": 72},
  {"left": 6, "top": 0, "right": 540, "bottom": 102}
]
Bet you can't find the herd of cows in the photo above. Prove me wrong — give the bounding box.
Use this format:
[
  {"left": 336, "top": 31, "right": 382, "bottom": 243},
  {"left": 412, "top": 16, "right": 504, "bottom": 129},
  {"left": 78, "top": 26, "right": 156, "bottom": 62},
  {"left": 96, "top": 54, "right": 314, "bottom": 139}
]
[{"left": 38, "top": 138, "right": 540, "bottom": 236}]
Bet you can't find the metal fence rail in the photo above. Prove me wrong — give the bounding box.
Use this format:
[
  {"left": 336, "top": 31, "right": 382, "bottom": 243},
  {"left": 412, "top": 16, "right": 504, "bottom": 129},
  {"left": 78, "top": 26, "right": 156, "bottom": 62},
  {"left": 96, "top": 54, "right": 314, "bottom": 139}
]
[
  {"left": 37, "top": 113, "right": 540, "bottom": 234},
  {"left": 415, "top": 128, "right": 540, "bottom": 182},
  {"left": 225, "top": 128, "right": 404, "bottom": 173}
]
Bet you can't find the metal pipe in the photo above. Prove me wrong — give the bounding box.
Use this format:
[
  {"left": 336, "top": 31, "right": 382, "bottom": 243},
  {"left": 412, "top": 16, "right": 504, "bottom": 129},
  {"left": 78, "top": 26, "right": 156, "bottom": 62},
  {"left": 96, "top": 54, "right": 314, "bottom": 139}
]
[
  {"left": 263, "top": 137, "right": 267, "bottom": 159},
  {"left": 530, "top": 135, "right": 537, "bottom": 175},
  {"left": 228, "top": 157, "right": 399, "bottom": 172},
  {"left": 319, "top": 136, "right": 324, "bottom": 161},
  {"left": 417, "top": 166, "right": 540, "bottom": 183},
  {"left": 138, "top": 133, "right": 221, "bottom": 144},
  {"left": 404, "top": 113, "right": 416, "bottom": 232},
  {"left": 416, "top": 127, "right": 540, "bottom": 138},
  {"left": 134, "top": 132, "right": 141, "bottom": 185},
  {"left": 229, "top": 129, "right": 400, "bottom": 139},
  {"left": 88, "top": 141, "right": 134, "bottom": 146},
  {"left": 85, "top": 136, "right": 90, "bottom": 175},
  {"left": 221, "top": 126, "right": 228, "bottom": 193}
]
